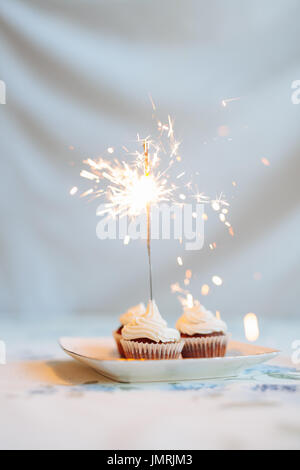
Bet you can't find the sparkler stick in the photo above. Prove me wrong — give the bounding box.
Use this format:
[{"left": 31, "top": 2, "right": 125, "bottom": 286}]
[
  {"left": 147, "top": 203, "right": 153, "bottom": 301},
  {"left": 144, "top": 141, "right": 153, "bottom": 301}
]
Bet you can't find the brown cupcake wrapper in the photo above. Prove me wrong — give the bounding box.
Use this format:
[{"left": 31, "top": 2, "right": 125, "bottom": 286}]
[
  {"left": 120, "top": 339, "right": 184, "bottom": 360},
  {"left": 113, "top": 331, "right": 125, "bottom": 358},
  {"left": 181, "top": 334, "right": 229, "bottom": 358}
]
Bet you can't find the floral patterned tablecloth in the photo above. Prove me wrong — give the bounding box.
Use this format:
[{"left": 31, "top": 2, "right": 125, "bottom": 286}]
[{"left": 1, "top": 315, "right": 299, "bottom": 450}]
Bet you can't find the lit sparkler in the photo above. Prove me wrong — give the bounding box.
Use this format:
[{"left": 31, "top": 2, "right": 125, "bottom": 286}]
[
  {"left": 82, "top": 129, "right": 179, "bottom": 220},
  {"left": 76, "top": 106, "right": 232, "bottom": 304},
  {"left": 79, "top": 114, "right": 182, "bottom": 301}
]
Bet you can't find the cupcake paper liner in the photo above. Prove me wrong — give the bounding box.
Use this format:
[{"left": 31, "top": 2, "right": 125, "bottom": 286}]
[
  {"left": 181, "top": 334, "right": 229, "bottom": 358},
  {"left": 120, "top": 339, "right": 184, "bottom": 360},
  {"left": 113, "top": 331, "right": 125, "bottom": 358}
]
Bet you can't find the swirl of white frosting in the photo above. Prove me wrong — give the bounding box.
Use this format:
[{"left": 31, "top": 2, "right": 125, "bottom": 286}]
[
  {"left": 176, "top": 302, "right": 228, "bottom": 335},
  {"left": 122, "top": 300, "right": 180, "bottom": 343},
  {"left": 119, "top": 303, "right": 146, "bottom": 326}
]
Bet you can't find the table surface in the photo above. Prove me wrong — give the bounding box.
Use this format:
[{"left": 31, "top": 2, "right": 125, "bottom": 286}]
[{"left": 1, "top": 314, "right": 300, "bottom": 450}]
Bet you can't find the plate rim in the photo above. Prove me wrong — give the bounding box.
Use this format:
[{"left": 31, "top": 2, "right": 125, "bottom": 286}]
[{"left": 59, "top": 336, "right": 280, "bottom": 363}]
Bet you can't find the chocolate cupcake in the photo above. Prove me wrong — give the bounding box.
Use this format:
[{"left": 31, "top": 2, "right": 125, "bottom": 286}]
[
  {"left": 120, "top": 300, "right": 184, "bottom": 360},
  {"left": 113, "top": 303, "right": 146, "bottom": 357},
  {"left": 176, "top": 302, "right": 229, "bottom": 358}
]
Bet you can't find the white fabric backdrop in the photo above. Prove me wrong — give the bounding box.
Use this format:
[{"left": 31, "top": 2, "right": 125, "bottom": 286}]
[{"left": 1, "top": 0, "right": 300, "bottom": 321}]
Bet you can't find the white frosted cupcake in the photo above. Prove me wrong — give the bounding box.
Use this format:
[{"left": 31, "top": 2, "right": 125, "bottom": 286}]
[
  {"left": 176, "top": 301, "right": 229, "bottom": 358},
  {"left": 113, "top": 303, "right": 146, "bottom": 357},
  {"left": 120, "top": 300, "right": 184, "bottom": 360}
]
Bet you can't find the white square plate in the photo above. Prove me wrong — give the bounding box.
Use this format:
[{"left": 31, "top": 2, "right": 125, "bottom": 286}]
[{"left": 59, "top": 337, "right": 279, "bottom": 383}]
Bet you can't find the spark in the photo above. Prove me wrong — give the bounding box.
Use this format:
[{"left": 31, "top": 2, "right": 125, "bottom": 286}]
[
  {"left": 212, "top": 201, "right": 221, "bottom": 211},
  {"left": 80, "top": 170, "right": 99, "bottom": 182},
  {"left": 211, "top": 194, "right": 230, "bottom": 211},
  {"left": 212, "top": 276, "right": 223, "bottom": 287},
  {"left": 84, "top": 158, "right": 100, "bottom": 169},
  {"left": 149, "top": 94, "right": 156, "bottom": 111},
  {"left": 107, "top": 147, "right": 114, "bottom": 154},
  {"left": 168, "top": 115, "right": 174, "bottom": 139},
  {"left": 222, "top": 97, "right": 241, "bottom": 107},
  {"left": 80, "top": 189, "right": 94, "bottom": 198},
  {"left": 124, "top": 235, "right": 130, "bottom": 245},
  {"left": 187, "top": 294, "right": 194, "bottom": 308},
  {"left": 70, "top": 186, "right": 78, "bottom": 196},
  {"left": 210, "top": 194, "right": 232, "bottom": 229},
  {"left": 201, "top": 284, "right": 210, "bottom": 296},
  {"left": 171, "top": 283, "right": 181, "bottom": 294},
  {"left": 244, "top": 313, "right": 260, "bottom": 342},
  {"left": 171, "top": 283, "right": 196, "bottom": 310},
  {"left": 186, "top": 270, "right": 192, "bottom": 279},
  {"left": 194, "top": 192, "right": 210, "bottom": 204},
  {"left": 216, "top": 310, "right": 221, "bottom": 320},
  {"left": 177, "top": 256, "right": 183, "bottom": 267},
  {"left": 261, "top": 157, "right": 270, "bottom": 167}
]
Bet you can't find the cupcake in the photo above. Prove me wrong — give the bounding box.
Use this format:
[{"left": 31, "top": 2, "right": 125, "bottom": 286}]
[
  {"left": 176, "top": 301, "right": 229, "bottom": 358},
  {"left": 120, "top": 300, "right": 184, "bottom": 360},
  {"left": 113, "top": 303, "right": 146, "bottom": 357}
]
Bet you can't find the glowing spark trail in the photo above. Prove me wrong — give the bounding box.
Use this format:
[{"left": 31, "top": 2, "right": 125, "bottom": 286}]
[{"left": 222, "top": 97, "right": 241, "bottom": 107}]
